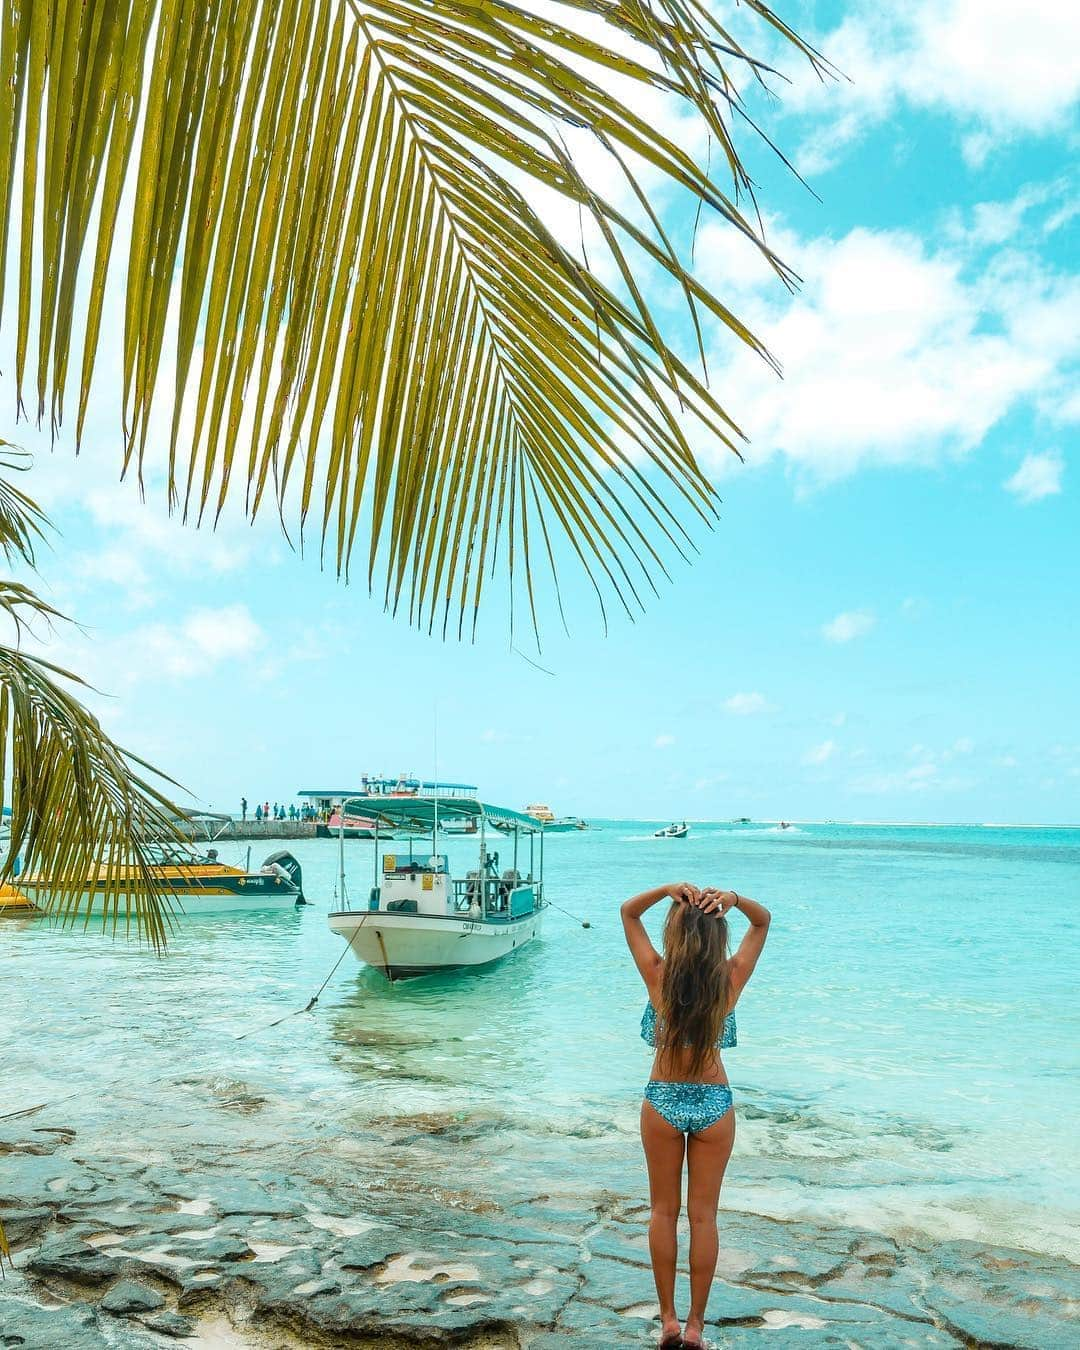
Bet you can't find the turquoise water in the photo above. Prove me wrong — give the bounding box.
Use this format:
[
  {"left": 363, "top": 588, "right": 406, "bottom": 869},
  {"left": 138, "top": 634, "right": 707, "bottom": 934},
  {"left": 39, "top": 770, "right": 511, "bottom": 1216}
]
[{"left": 4, "top": 821, "right": 1078, "bottom": 1262}]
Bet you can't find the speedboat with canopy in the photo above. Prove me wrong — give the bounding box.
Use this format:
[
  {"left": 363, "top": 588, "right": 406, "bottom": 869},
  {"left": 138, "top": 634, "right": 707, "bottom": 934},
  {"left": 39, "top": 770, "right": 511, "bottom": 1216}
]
[{"left": 328, "top": 796, "right": 547, "bottom": 980}]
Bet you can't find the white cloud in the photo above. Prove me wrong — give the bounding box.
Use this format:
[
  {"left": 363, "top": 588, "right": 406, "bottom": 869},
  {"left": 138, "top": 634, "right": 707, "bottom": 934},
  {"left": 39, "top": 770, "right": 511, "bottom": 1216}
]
[
  {"left": 822, "top": 610, "right": 875, "bottom": 643},
  {"left": 945, "top": 180, "right": 1077, "bottom": 249},
  {"left": 803, "top": 740, "right": 836, "bottom": 766},
  {"left": 850, "top": 738, "right": 985, "bottom": 795},
  {"left": 854, "top": 760, "right": 941, "bottom": 794},
  {"left": 654, "top": 733, "right": 675, "bottom": 748},
  {"left": 723, "top": 692, "right": 770, "bottom": 716},
  {"left": 695, "top": 221, "right": 1077, "bottom": 483},
  {"left": 783, "top": 2, "right": 1080, "bottom": 174},
  {"left": 1004, "top": 450, "right": 1064, "bottom": 503},
  {"left": 136, "top": 605, "right": 265, "bottom": 678}
]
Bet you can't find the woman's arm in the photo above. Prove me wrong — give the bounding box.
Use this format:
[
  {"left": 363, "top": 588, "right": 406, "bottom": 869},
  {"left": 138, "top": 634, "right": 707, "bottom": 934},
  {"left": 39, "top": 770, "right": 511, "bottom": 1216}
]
[
  {"left": 697, "top": 888, "right": 771, "bottom": 997},
  {"left": 620, "top": 881, "right": 699, "bottom": 987}
]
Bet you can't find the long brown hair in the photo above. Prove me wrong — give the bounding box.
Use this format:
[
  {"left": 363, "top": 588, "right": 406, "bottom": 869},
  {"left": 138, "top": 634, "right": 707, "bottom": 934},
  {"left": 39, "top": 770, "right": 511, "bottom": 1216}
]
[{"left": 656, "top": 903, "right": 731, "bottom": 1077}]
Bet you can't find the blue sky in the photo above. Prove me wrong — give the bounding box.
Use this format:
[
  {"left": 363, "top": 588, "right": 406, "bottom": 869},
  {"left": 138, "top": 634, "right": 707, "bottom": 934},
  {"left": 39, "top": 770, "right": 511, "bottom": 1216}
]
[{"left": 4, "top": 0, "right": 1078, "bottom": 823}]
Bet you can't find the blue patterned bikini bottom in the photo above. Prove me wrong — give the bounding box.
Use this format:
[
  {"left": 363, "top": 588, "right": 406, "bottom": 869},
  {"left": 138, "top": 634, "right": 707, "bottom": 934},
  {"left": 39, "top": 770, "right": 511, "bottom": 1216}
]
[{"left": 643, "top": 1081, "right": 734, "bottom": 1134}]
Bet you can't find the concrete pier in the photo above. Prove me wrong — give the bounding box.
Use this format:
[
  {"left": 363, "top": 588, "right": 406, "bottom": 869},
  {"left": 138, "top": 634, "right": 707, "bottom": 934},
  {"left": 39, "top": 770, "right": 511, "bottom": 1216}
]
[{"left": 178, "top": 819, "right": 320, "bottom": 843}]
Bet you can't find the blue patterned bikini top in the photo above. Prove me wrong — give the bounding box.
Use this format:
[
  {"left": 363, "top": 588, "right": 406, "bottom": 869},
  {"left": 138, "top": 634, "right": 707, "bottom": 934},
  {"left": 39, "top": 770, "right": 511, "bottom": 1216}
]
[{"left": 641, "top": 1001, "right": 737, "bottom": 1050}]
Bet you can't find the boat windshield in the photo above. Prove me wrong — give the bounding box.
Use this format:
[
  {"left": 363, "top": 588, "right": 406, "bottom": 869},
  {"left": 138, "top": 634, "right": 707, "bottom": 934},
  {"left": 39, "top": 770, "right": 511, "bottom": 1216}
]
[{"left": 139, "top": 842, "right": 213, "bottom": 868}]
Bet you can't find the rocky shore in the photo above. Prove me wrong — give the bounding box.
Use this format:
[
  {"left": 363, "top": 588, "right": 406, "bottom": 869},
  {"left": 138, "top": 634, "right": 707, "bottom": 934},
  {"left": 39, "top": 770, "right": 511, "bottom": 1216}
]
[{"left": 2, "top": 1120, "right": 1076, "bottom": 1348}]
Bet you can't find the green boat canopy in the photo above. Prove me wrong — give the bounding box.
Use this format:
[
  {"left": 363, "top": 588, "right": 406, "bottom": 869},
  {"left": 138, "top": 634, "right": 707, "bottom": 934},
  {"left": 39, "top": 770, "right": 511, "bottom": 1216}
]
[{"left": 341, "top": 795, "right": 544, "bottom": 835}]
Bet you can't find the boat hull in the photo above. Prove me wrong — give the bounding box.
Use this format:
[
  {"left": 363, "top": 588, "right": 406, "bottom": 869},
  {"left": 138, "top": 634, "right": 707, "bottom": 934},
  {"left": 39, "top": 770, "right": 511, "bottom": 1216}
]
[
  {"left": 10, "top": 874, "right": 304, "bottom": 915},
  {"left": 328, "top": 908, "right": 544, "bottom": 980},
  {"left": 315, "top": 823, "right": 377, "bottom": 840}
]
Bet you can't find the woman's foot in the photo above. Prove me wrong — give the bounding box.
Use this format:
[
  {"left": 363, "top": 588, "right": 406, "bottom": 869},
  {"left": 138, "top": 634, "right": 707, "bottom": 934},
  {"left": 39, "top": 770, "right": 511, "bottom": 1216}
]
[
  {"left": 682, "top": 1315, "right": 706, "bottom": 1347},
  {"left": 658, "top": 1313, "right": 682, "bottom": 1347}
]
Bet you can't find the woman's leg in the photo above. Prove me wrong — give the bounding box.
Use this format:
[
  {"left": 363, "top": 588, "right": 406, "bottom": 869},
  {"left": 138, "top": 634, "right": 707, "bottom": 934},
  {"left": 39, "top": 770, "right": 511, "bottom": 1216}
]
[
  {"left": 683, "top": 1109, "right": 736, "bottom": 1345},
  {"left": 640, "top": 1099, "right": 686, "bottom": 1341}
]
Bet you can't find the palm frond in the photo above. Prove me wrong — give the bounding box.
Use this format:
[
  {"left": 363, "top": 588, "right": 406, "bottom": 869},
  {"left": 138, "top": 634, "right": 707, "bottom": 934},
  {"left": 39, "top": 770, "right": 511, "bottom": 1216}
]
[
  {"left": 0, "top": 643, "right": 186, "bottom": 948},
  {"left": 0, "top": 442, "right": 48, "bottom": 567},
  {"left": 0, "top": 0, "right": 821, "bottom": 636},
  {"left": 0, "top": 577, "right": 66, "bottom": 639}
]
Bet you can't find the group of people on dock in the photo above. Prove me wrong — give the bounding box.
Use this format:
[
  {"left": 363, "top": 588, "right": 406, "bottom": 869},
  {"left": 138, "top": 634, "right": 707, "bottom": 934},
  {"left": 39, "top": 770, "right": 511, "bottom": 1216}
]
[{"left": 239, "top": 798, "right": 321, "bottom": 824}]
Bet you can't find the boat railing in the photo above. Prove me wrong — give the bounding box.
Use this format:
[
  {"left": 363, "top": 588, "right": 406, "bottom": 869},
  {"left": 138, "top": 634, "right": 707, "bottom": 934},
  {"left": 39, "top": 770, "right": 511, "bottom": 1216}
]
[{"left": 450, "top": 874, "right": 539, "bottom": 918}]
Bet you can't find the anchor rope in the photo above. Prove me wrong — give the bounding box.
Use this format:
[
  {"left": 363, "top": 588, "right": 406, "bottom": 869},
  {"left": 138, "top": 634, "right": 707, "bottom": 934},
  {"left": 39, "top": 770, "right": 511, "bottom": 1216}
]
[
  {"left": 0, "top": 923, "right": 365, "bottom": 1122},
  {"left": 2, "top": 897, "right": 587, "bottom": 1123},
  {"left": 545, "top": 898, "right": 591, "bottom": 928}
]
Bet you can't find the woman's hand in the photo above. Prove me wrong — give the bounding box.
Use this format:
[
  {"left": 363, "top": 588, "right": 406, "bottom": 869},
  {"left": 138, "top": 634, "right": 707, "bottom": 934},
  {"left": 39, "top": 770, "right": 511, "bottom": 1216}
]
[
  {"left": 696, "top": 887, "right": 739, "bottom": 916},
  {"left": 665, "top": 881, "right": 701, "bottom": 904}
]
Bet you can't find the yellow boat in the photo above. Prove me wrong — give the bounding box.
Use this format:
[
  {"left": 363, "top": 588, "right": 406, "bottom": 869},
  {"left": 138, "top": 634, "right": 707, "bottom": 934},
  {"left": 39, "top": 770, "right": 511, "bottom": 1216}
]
[
  {"left": 1, "top": 842, "right": 306, "bottom": 915},
  {"left": 0, "top": 883, "right": 36, "bottom": 912}
]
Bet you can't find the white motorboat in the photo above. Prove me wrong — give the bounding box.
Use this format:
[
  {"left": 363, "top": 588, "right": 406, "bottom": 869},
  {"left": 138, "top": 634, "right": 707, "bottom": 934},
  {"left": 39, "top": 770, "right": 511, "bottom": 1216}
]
[
  {"left": 524, "top": 803, "right": 587, "bottom": 831},
  {"left": 328, "top": 796, "right": 547, "bottom": 980},
  {"left": 654, "top": 821, "right": 689, "bottom": 839}
]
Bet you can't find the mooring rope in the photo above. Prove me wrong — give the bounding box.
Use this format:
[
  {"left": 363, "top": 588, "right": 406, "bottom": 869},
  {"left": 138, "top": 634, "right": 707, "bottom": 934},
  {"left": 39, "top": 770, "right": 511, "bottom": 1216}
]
[
  {"left": 2, "top": 901, "right": 589, "bottom": 1123},
  {"left": 0, "top": 928, "right": 363, "bottom": 1122},
  {"left": 546, "top": 898, "right": 591, "bottom": 928}
]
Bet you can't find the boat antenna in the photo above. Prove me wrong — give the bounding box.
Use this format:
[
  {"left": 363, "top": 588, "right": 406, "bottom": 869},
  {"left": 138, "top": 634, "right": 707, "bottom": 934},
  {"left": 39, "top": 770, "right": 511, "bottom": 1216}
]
[
  {"left": 433, "top": 700, "right": 439, "bottom": 848},
  {"left": 337, "top": 796, "right": 347, "bottom": 906}
]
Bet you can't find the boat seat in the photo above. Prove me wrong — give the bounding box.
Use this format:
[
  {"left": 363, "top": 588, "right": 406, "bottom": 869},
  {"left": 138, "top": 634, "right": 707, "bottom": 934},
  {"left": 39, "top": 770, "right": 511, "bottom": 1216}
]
[{"left": 386, "top": 898, "right": 418, "bottom": 913}]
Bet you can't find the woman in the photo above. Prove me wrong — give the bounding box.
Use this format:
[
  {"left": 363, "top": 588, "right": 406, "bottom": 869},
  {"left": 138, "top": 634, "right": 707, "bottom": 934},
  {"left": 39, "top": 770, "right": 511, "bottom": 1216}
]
[{"left": 621, "top": 881, "right": 771, "bottom": 1348}]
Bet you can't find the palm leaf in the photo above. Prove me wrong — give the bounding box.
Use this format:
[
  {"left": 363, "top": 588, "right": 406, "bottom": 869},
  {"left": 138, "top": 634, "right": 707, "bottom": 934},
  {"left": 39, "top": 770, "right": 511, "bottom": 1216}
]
[
  {"left": 0, "top": 0, "right": 823, "bottom": 638},
  {"left": 0, "top": 458, "right": 185, "bottom": 947},
  {"left": 0, "top": 442, "right": 48, "bottom": 567},
  {"left": 0, "top": 642, "right": 185, "bottom": 949}
]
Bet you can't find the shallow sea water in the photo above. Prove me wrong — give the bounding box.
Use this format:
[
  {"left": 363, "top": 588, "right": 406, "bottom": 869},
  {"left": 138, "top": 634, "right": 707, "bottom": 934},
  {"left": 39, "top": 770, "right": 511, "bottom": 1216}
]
[{"left": 3, "top": 821, "right": 1078, "bottom": 1262}]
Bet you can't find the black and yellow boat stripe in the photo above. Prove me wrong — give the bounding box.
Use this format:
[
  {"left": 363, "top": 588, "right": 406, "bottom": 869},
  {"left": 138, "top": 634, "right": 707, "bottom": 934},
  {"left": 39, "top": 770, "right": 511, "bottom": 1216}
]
[{"left": 16, "top": 874, "right": 297, "bottom": 897}]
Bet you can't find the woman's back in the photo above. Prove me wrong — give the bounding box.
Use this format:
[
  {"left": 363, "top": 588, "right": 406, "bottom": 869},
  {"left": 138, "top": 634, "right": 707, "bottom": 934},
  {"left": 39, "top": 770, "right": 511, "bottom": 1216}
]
[{"left": 640, "top": 999, "right": 737, "bottom": 1050}]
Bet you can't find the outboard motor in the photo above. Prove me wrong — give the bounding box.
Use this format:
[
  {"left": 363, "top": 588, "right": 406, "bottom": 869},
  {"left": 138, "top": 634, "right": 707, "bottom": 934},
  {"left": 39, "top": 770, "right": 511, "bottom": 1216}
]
[{"left": 262, "top": 850, "right": 306, "bottom": 904}]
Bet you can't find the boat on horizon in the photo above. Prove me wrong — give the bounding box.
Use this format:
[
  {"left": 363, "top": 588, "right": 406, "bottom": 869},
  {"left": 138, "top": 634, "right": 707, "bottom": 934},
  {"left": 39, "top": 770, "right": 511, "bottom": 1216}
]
[
  {"left": 654, "top": 821, "right": 689, "bottom": 839},
  {"left": 329, "top": 796, "right": 547, "bottom": 980},
  {"left": 524, "top": 803, "right": 588, "bottom": 832}
]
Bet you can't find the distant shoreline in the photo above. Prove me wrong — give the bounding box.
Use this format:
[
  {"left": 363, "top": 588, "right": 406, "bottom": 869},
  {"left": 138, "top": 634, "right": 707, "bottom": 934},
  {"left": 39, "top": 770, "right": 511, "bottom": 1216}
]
[
  {"left": 190, "top": 815, "right": 1080, "bottom": 837},
  {"left": 587, "top": 817, "right": 1080, "bottom": 830}
]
